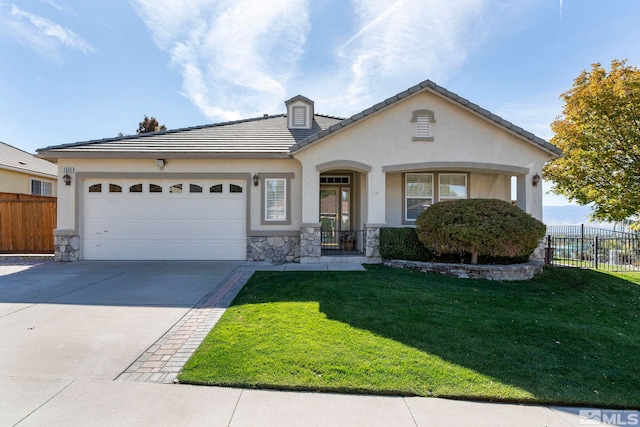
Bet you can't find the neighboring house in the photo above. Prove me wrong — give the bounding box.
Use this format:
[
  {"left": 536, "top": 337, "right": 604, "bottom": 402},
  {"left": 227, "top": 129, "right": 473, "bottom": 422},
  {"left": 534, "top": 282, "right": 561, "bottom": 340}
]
[
  {"left": 0, "top": 141, "right": 58, "bottom": 253},
  {"left": 37, "top": 79, "right": 561, "bottom": 262},
  {"left": 0, "top": 141, "right": 57, "bottom": 197}
]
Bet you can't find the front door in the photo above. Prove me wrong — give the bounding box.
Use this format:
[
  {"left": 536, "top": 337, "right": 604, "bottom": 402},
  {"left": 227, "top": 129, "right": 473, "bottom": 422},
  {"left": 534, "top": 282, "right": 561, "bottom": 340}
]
[{"left": 320, "top": 187, "right": 350, "bottom": 247}]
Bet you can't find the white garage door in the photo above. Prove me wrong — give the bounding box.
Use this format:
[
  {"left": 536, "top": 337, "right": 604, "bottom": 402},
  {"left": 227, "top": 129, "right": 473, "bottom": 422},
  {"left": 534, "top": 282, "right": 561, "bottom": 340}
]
[{"left": 83, "top": 179, "right": 246, "bottom": 260}]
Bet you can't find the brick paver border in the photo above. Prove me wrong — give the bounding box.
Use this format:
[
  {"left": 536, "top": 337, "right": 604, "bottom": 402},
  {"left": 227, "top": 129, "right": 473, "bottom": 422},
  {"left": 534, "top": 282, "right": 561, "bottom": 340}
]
[{"left": 116, "top": 269, "right": 253, "bottom": 384}]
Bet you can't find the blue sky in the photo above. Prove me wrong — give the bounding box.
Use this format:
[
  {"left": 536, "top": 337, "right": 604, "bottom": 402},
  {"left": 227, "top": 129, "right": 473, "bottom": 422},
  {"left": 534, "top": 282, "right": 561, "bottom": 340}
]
[{"left": 1, "top": 0, "right": 639, "bottom": 206}]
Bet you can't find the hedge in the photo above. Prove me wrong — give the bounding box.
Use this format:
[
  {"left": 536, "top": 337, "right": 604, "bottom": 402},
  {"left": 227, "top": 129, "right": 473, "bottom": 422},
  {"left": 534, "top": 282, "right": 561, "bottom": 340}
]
[{"left": 380, "top": 227, "right": 532, "bottom": 265}]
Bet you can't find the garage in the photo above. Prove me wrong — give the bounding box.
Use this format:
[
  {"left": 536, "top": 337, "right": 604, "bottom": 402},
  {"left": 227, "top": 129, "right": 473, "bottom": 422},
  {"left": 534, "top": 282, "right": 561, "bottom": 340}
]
[{"left": 82, "top": 179, "right": 246, "bottom": 260}]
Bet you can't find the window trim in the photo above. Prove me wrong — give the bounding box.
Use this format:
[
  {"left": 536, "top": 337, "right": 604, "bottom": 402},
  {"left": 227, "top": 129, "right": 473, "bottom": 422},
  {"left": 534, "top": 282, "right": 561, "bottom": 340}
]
[
  {"left": 30, "top": 177, "right": 54, "bottom": 196},
  {"left": 403, "top": 173, "right": 434, "bottom": 223},
  {"left": 438, "top": 173, "right": 468, "bottom": 200},
  {"left": 260, "top": 173, "right": 293, "bottom": 225}
]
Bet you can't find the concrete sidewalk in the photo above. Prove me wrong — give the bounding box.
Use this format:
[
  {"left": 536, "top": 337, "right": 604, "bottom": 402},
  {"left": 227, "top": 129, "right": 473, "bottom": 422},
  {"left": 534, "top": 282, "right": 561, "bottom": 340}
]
[
  {"left": 2, "top": 377, "right": 593, "bottom": 426},
  {"left": 0, "top": 258, "right": 626, "bottom": 426}
]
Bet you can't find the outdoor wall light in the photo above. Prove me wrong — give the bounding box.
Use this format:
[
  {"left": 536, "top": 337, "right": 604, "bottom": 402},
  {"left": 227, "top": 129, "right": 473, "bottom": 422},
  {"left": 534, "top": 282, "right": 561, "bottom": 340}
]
[
  {"left": 253, "top": 174, "right": 260, "bottom": 186},
  {"left": 156, "top": 159, "right": 165, "bottom": 169},
  {"left": 532, "top": 173, "right": 541, "bottom": 187},
  {"left": 63, "top": 174, "right": 71, "bottom": 186}
]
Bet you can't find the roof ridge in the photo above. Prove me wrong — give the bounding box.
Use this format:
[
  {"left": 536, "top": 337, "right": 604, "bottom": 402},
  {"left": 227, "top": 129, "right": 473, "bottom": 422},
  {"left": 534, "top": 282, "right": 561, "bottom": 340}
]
[
  {"left": 0, "top": 140, "right": 39, "bottom": 156},
  {"left": 290, "top": 78, "right": 561, "bottom": 156},
  {"left": 37, "top": 114, "right": 288, "bottom": 152},
  {"left": 314, "top": 113, "right": 345, "bottom": 120}
]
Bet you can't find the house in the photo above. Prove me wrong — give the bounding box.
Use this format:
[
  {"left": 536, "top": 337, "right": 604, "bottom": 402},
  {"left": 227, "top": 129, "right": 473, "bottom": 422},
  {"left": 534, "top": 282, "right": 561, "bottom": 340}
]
[
  {"left": 1, "top": 141, "right": 57, "bottom": 197},
  {"left": 0, "top": 141, "right": 58, "bottom": 253},
  {"left": 37, "top": 79, "right": 561, "bottom": 262}
]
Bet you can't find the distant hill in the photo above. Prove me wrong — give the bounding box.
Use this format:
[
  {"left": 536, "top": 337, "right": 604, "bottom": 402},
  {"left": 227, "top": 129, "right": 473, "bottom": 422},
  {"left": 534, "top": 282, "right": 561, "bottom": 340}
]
[{"left": 543, "top": 205, "right": 616, "bottom": 229}]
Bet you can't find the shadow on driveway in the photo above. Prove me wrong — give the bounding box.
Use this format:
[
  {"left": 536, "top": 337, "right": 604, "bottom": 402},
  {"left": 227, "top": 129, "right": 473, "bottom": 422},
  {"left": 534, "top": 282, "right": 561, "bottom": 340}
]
[{"left": 0, "top": 260, "right": 243, "bottom": 309}]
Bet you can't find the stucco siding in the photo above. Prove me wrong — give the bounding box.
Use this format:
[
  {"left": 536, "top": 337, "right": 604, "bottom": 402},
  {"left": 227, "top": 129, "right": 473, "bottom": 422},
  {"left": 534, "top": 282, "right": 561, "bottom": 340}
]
[
  {"left": 55, "top": 157, "right": 302, "bottom": 235},
  {"left": 469, "top": 173, "right": 511, "bottom": 200},
  {"left": 0, "top": 168, "right": 57, "bottom": 196},
  {"left": 294, "top": 90, "right": 552, "bottom": 221},
  {"left": 0, "top": 169, "right": 29, "bottom": 194}
]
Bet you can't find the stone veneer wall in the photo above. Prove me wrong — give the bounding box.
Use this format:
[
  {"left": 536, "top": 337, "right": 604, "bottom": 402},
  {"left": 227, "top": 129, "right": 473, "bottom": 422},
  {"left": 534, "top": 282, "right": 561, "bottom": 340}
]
[
  {"left": 300, "top": 225, "right": 322, "bottom": 262},
  {"left": 247, "top": 236, "right": 300, "bottom": 262},
  {"left": 54, "top": 233, "right": 80, "bottom": 262},
  {"left": 384, "top": 259, "right": 545, "bottom": 281}
]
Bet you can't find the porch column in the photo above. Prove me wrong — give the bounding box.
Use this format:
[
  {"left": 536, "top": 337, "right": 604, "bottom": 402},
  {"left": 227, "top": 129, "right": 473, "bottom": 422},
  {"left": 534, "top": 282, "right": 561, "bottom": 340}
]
[
  {"left": 517, "top": 172, "right": 543, "bottom": 221},
  {"left": 300, "top": 166, "right": 321, "bottom": 263},
  {"left": 365, "top": 168, "right": 386, "bottom": 261},
  {"left": 516, "top": 174, "right": 527, "bottom": 212}
]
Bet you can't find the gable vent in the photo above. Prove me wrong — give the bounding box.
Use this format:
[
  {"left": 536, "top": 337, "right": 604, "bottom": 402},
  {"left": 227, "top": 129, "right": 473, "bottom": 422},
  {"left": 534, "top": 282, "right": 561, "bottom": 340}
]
[
  {"left": 292, "top": 106, "right": 306, "bottom": 127},
  {"left": 416, "top": 115, "right": 430, "bottom": 137}
]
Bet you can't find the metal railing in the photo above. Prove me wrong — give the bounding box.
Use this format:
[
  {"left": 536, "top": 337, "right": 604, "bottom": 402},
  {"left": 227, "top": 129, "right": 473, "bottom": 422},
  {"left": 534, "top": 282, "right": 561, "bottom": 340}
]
[
  {"left": 545, "top": 225, "right": 640, "bottom": 272},
  {"left": 321, "top": 229, "right": 365, "bottom": 256}
]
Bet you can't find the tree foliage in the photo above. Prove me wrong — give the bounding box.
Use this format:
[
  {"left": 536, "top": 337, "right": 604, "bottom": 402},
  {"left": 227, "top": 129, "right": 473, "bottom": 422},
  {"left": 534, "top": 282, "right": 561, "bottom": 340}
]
[
  {"left": 543, "top": 60, "right": 640, "bottom": 223},
  {"left": 137, "top": 115, "right": 167, "bottom": 134},
  {"left": 416, "top": 199, "right": 546, "bottom": 264}
]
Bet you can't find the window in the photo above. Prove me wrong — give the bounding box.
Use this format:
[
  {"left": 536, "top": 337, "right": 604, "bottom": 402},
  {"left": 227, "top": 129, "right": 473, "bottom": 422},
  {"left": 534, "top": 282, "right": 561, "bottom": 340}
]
[
  {"left": 129, "top": 184, "right": 142, "bottom": 193},
  {"left": 31, "top": 179, "right": 53, "bottom": 196},
  {"left": 210, "top": 184, "right": 223, "bottom": 193},
  {"left": 411, "top": 109, "right": 436, "bottom": 141},
  {"left": 149, "top": 184, "right": 162, "bottom": 193},
  {"left": 265, "top": 178, "right": 286, "bottom": 221},
  {"left": 230, "top": 184, "right": 243, "bottom": 193},
  {"left": 169, "top": 184, "right": 183, "bottom": 193},
  {"left": 439, "top": 174, "right": 467, "bottom": 200},
  {"left": 109, "top": 184, "right": 122, "bottom": 193},
  {"left": 405, "top": 173, "right": 433, "bottom": 221},
  {"left": 190, "top": 184, "right": 203, "bottom": 193},
  {"left": 320, "top": 176, "right": 350, "bottom": 184},
  {"left": 88, "top": 183, "right": 102, "bottom": 193}
]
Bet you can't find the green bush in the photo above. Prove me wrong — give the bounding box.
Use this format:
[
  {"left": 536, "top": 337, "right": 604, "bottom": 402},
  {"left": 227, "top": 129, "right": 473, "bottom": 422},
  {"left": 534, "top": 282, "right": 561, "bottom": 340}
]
[
  {"left": 416, "top": 199, "right": 546, "bottom": 264},
  {"left": 379, "top": 228, "right": 434, "bottom": 261}
]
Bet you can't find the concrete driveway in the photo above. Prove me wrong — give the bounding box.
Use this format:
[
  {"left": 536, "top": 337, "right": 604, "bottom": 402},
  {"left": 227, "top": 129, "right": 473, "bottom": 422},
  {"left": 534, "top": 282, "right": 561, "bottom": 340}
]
[
  {"left": 0, "top": 258, "right": 604, "bottom": 426},
  {"left": 0, "top": 259, "right": 245, "bottom": 381}
]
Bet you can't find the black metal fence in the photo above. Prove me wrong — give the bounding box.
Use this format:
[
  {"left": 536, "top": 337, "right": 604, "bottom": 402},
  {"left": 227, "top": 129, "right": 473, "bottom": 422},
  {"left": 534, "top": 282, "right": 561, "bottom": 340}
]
[
  {"left": 545, "top": 225, "right": 640, "bottom": 272},
  {"left": 321, "top": 229, "right": 365, "bottom": 256}
]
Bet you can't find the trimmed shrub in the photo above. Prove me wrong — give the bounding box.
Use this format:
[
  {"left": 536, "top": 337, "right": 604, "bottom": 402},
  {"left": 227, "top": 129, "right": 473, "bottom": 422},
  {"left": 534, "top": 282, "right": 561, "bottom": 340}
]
[
  {"left": 416, "top": 199, "right": 546, "bottom": 264},
  {"left": 379, "top": 228, "right": 434, "bottom": 261}
]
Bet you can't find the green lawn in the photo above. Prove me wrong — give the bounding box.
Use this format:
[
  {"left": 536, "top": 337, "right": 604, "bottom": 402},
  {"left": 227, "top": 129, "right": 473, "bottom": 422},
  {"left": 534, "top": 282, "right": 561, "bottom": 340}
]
[{"left": 178, "top": 266, "right": 640, "bottom": 408}]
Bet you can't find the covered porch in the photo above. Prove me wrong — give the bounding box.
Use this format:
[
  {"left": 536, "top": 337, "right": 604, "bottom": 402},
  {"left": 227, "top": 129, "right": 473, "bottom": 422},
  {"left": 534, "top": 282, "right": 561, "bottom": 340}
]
[{"left": 299, "top": 160, "right": 540, "bottom": 264}]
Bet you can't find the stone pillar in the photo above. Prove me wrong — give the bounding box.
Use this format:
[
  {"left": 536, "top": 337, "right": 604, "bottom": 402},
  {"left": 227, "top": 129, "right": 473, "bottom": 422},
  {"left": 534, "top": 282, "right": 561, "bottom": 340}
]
[
  {"left": 364, "top": 224, "right": 382, "bottom": 259},
  {"left": 54, "top": 230, "right": 80, "bottom": 261},
  {"left": 531, "top": 238, "right": 547, "bottom": 262},
  {"left": 300, "top": 223, "right": 322, "bottom": 263}
]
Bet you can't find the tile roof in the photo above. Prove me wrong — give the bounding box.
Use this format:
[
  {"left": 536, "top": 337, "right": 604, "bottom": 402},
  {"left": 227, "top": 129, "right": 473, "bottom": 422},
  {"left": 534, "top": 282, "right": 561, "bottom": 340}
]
[
  {"left": 0, "top": 141, "right": 57, "bottom": 177},
  {"left": 37, "top": 78, "right": 560, "bottom": 159},
  {"left": 289, "top": 79, "right": 562, "bottom": 156},
  {"left": 38, "top": 114, "right": 342, "bottom": 158}
]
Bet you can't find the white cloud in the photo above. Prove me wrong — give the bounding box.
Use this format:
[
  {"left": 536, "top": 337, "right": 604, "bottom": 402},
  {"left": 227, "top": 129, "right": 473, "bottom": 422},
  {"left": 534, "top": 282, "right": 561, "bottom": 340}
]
[
  {"left": 131, "top": 0, "right": 539, "bottom": 123},
  {"left": 331, "top": 0, "right": 493, "bottom": 112},
  {"left": 132, "top": 0, "right": 310, "bottom": 121},
  {"left": 40, "top": 0, "right": 80, "bottom": 19},
  {"left": 0, "top": 4, "right": 94, "bottom": 61}
]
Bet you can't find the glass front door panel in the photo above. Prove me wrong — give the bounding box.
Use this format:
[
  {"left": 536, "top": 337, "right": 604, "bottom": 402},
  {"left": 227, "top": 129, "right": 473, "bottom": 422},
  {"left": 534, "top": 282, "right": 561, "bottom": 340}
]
[
  {"left": 341, "top": 188, "right": 350, "bottom": 230},
  {"left": 320, "top": 189, "right": 338, "bottom": 246}
]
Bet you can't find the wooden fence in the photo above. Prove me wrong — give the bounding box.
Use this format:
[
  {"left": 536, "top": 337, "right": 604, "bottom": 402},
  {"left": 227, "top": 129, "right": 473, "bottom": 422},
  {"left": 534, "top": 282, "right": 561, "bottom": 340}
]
[{"left": 0, "top": 192, "right": 57, "bottom": 253}]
